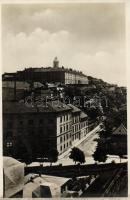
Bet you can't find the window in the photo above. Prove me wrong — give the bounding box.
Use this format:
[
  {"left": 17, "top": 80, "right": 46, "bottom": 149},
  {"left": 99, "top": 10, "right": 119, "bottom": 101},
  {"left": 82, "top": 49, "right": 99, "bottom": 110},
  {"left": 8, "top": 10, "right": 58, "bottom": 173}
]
[
  {"left": 28, "top": 119, "right": 34, "bottom": 125},
  {"left": 60, "top": 146, "right": 62, "bottom": 151},
  {"left": 60, "top": 126, "right": 62, "bottom": 133},
  {"left": 19, "top": 120, "right": 23, "bottom": 125},
  {"left": 7, "top": 121, "right": 13, "bottom": 128},
  {"left": 64, "top": 125, "right": 66, "bottom": 132},
  {"left": 67, "top": 142, "right": 68, "bottom": 147},
  {"left": 73, "top": 126, "right": 74, "bottom": 133},
  {"left": 76, "top": 117, "right": 78, "bottom": 123},
  {"left": 66, "top": 124, "right": 68, "bottom": 131},
  {"left": 64, "top": 144, "right": 65, "bottom": 149},
  {"left": 6, "top": 142, "right": 13, "bottom": 148},
  {"left": 60, "top": 116, "right": 62, "bottom": 123},
  {"left": 66, "top": 115, "right": 68, "bottom": 121},
  {"left": 6, "top": 131, "right": 13, "bottom": 137},
  {"left": 73, "top": 117, "right": 75, "bottom": 123},
  {"left": 39, "top": 119, "right": 43, "bottom": 124},
  {"left": 29, "top": 131, "right": 34, "bottom": 135},
  {"left": 67, "top": 134, "right": 68, "bottom": 140},
  {"left": 49, "top": 118, "right": 54, "bottom": 124},
  {"left": 70, "top": 124, "right": 72, "bottom": 130},
  {"left": 78, "top": 116, "right": 79, "bottom": 122},
  {"left": 64, "top": 115, "right": 66, "bottom": 121},
  {"left": 60, "top": 137, "right": 62, "bottom": 143},
  {"left": 75, "top": 125, "right": 77, "bottom": 132},
  {"left": 38, "top": 129, "right": 43, "bottom": 135},
  {"left": 64, "top": 135, "right": 66, "bottom": 141}
]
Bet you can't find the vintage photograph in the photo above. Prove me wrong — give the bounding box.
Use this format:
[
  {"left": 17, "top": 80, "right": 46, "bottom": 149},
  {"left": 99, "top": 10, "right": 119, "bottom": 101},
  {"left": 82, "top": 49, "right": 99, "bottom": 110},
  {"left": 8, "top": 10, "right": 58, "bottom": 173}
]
[{"left": 2, "top": 2, "right": 127, "bottom": 198}]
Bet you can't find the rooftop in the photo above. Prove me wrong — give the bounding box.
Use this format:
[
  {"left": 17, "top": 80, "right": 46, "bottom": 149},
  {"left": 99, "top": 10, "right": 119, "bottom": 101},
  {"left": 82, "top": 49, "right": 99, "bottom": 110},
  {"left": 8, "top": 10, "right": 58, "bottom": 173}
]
[
  {"left": 68, "top": 104, "right": 81, "bottom": 113},
  {"left": 24, "top": 174, "right": 69, "bottom": 198},
  {"left": 3, "top": 157, "right": 24, "bottom": 198},
  {"left": 3, "top": 100, "right": 72, "bottom": 114},
  {"left": 23, "top": 66, "right": 87, "bottom": 77},
  {"left": 113, "top": 124, "right": 127, "bottom": 136},
  {"left": 80, "top": 111, "right": 88, "bottom": 119}
]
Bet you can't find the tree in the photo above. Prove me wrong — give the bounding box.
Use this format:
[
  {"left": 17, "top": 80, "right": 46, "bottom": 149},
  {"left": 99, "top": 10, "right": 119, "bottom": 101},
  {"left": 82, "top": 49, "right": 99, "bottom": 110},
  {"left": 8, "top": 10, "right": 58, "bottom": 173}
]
[
  {"left": 92, "top": 149, "right": 107, "bottom": 163},
  {"left": 69, "top": 147, "right": 85, "bottom": 164},
  {"left": 86, "top": 107, "right": 100, "bottom": 120},
  {"left": 92, "top": 140, "right": 107, "bottom": 163},
  {"left": 47, "top": 148, "right": 59, "bottom": 165}
]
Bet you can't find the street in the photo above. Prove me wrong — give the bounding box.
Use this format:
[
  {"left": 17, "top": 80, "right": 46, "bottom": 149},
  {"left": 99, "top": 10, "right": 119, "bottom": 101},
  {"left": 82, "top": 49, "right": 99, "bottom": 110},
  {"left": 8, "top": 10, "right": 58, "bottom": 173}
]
[
  {"left": 77, "top": 131, "right": 100, "bottom": 157},
  {"left": 57, "top": 125, "right": 127, "bottom": 165},
  {"left": 28, "top": 125, "right": 127, "bottom": 167},
  {"left": 57, "top": 125, "right": 101, "bottom": 165}
]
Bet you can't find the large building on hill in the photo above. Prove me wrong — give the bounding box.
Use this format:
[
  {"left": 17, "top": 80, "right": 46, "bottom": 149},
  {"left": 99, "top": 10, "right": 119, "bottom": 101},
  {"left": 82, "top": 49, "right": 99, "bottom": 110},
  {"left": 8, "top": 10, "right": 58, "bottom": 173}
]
[
  {"left": 3, "top": 100, "right": 89, "bottom": 160},
  {"left": 2, "top": 57, "right": 88, "bottom": 85}
]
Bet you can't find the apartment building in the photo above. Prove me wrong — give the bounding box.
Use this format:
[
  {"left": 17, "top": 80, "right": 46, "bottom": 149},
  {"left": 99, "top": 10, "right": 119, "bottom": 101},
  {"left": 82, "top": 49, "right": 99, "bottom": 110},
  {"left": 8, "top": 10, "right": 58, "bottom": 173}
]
[
  {"left": 3, "top": 101, "right": 72, "bottom": 159},
  {"left": 3, "top": 100, "right": 89, "bottom": 160}
]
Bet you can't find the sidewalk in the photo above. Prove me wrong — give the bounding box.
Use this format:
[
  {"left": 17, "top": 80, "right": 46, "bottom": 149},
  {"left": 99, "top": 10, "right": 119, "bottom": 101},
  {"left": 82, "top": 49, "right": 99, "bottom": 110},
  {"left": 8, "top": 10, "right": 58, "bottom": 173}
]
[{"left": 58, "top": 124, "right": 102, "bottom": 160}]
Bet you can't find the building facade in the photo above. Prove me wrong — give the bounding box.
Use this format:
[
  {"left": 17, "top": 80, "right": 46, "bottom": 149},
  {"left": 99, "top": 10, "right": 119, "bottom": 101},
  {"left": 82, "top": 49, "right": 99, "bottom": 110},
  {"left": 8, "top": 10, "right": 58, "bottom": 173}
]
[
  {"left": 3, "top": 101, "right": 72, "bottom": 159},
  {"left": 80, "top": 112, "right": 89, "bottom": 139},
  {"left": 68, "top": 104, "right": 81, "bottom": 143},
  {"left": 57, "top": 113, "right": 72, "bottom": 154},
  {"left": 68, "top": 104, "right": 88, "bottom": 144},
  {"left": 3, "top": 100, "right": 89, "bottom": 160}
]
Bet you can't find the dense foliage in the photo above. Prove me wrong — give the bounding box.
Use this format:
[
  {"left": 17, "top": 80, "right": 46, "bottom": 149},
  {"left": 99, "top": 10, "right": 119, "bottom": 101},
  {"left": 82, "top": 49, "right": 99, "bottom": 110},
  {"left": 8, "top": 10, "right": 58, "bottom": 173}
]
[{"left": 69, "top": 147, "right": 85, "bottom": 164}]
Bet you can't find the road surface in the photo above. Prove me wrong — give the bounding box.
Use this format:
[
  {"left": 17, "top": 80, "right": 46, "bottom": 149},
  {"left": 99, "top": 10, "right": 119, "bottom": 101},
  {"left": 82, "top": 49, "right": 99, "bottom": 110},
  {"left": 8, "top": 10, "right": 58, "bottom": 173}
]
[{"left": 78, "top": 131, "right": 100, "bottom": 157}]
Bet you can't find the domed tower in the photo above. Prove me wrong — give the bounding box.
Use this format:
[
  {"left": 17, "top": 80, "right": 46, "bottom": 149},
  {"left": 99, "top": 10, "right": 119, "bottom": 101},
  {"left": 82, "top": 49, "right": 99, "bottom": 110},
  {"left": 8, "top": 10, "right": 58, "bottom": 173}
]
[{"left": 53, "top": 57, "right": 59, "bottom": 68}]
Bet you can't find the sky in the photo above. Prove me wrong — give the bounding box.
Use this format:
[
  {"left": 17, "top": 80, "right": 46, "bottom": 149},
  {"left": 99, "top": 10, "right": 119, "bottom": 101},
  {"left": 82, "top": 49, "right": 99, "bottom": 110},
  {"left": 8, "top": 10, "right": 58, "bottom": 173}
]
[{"left": 2, "top": 3, "right": 126, "bottom": 86}]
